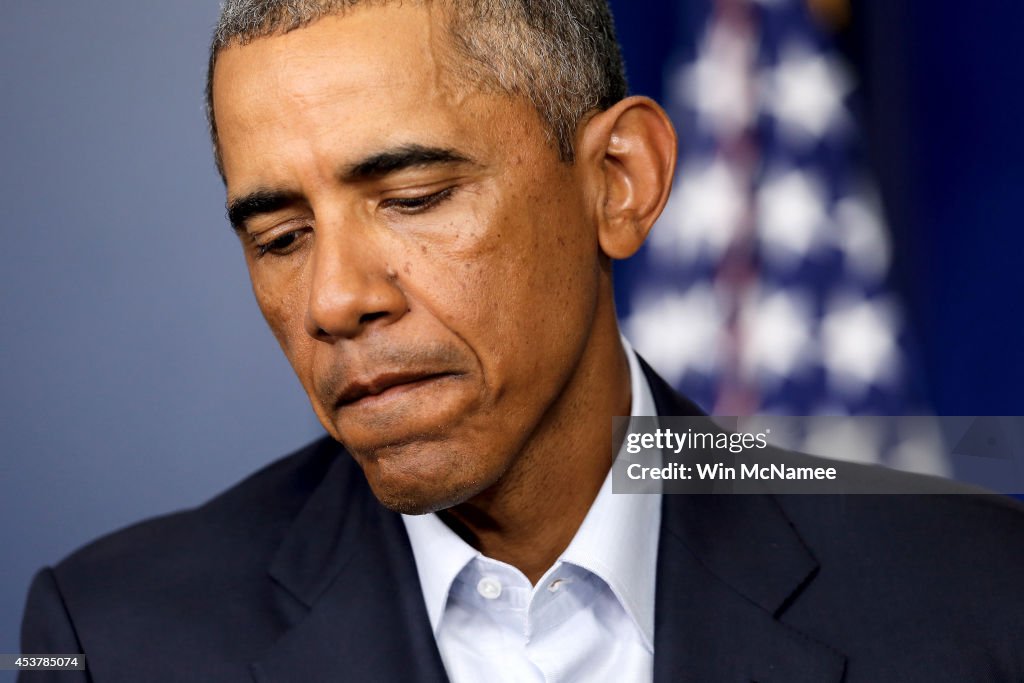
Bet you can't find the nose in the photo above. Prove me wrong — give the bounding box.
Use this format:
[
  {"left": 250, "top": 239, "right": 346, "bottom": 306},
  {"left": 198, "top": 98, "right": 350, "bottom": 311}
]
[{"left": 303, "top": 221, "right": 408, "bottom": 342}]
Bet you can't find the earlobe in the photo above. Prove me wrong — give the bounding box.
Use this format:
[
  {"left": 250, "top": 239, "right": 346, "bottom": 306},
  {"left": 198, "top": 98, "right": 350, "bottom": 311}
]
[{"left": 580, "top": 97, "right": 678, "bottom": 260}]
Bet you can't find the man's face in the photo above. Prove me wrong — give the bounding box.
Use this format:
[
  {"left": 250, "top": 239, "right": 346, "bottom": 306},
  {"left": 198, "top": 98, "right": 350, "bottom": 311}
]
[{"left": 212, "top": 4, "right": 608, "bottom": 513}]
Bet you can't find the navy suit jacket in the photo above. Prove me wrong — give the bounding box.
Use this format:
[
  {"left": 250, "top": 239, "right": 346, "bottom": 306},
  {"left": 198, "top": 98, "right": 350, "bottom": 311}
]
[{"left": 20, "top": 361, "right": 1024, "bottom": 681}]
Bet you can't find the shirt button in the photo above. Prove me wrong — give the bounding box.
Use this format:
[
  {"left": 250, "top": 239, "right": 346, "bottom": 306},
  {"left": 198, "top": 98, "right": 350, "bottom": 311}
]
[
  {"left": 548, "top": 578, "right": 566, "bottom": 593},
  {"left": 477, "top": 576, "right": 502, "bottom": 600}
]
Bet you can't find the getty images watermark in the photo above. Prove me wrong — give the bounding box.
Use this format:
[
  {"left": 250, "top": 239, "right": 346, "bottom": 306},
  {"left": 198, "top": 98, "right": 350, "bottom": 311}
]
[{"left": 612, "top": 416, "right": 1024, "bottom": 495}]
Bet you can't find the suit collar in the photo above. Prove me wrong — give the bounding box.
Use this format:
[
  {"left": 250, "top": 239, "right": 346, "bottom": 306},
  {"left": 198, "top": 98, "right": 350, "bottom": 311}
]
[
  {"left": 641, "top": 360, "right": 847, "bottom": 681},
  {"left": 652, "top": 519, "right": 847, "bottom": 683},
  {"left": 265, "top": 445, "right": 367, "bottom": 607},
  {"left": 642, "top": 363, "right": 820, "bottom": 615},
  {"left": 253, "top": 443, "right": 448, "bottom": 682}
]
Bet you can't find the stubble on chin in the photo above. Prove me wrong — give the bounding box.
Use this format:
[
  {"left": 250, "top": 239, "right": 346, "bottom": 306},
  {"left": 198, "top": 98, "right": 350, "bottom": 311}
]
[{"left": 348, "top": 440, "right": 493, "bottom": 516}]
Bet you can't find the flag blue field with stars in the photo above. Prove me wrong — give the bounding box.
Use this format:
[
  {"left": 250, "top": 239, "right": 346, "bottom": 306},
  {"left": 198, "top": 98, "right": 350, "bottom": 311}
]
[
  {"left": 622, "top": 0, "right": 950, "bottom": 475},
  {"left": 625, "top": 0, "right": 913, "bottom": 418}
]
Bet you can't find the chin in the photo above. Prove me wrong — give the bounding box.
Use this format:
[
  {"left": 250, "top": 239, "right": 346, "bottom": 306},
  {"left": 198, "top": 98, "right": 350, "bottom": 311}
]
[
  {"left": 351, "top": 443, "right": 496, "bottom": 515},
  {"left": 366, "top": 475, "right": 485, "bottom": 515}
]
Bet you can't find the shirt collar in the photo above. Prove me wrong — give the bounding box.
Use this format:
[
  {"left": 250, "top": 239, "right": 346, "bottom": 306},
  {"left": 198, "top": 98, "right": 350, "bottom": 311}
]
[
  {"left": 559, "top": 341, "right": 659, "bottom": 649},
  {"left": 402, "top": 337, "right": 660, "bottom": 648},
  {"left": 401, "top": 502, "right": 479, "bottom": 634}
]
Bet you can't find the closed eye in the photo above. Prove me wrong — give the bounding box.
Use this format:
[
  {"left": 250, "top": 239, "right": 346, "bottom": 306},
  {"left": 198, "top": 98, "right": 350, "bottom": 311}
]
[
  {"left": 380, "top": 186, "right": 455, "bottom": 213},
  {"left": 254, "top": 228, "right": 310, "bottom": 258}
]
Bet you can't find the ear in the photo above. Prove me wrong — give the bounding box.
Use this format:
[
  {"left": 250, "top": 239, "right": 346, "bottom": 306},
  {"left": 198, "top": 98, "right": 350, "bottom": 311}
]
[{"left": 577, "top": 96, "right": 677, "bottom": 260}]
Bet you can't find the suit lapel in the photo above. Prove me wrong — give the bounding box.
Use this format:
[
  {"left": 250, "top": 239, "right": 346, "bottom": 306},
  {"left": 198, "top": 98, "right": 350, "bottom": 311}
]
[
  {"left": 251, "top": 446, "right": 448, "bottom": 683},
  {"left": 653, "top": 495, "right": 846, "bottom": 682},
  {"left": 643, "top": 362, "right": 847, "bottom": 682}
]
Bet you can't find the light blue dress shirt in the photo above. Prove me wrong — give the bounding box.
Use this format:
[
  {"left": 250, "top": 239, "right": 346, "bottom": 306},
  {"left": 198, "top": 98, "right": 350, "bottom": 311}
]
[{"left": 402, "top": 343, "right": 661, "bottom": 683}]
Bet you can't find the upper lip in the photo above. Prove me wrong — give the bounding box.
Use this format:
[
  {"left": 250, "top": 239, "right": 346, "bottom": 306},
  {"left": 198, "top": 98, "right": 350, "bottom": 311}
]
[{"left": 335, "top": 370, "right": 452, "bottom": 406}]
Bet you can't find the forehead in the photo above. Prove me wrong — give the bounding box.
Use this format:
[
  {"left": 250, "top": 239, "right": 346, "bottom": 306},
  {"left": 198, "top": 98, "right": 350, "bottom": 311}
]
[
  {"left": 211, "top": 4, "right": 519, "bottom": 191},
  {"left": 215, "top": 4, "right": 449, "bottom": 92}
]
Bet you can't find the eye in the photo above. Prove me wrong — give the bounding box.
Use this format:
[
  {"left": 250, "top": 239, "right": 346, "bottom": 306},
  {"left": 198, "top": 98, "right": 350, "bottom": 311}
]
[
  {"left": 254, "top": 228, "right": 309, "bottom": 258},
  {"left": 381, "top": 187, "right": 455, "bottom": 214}
]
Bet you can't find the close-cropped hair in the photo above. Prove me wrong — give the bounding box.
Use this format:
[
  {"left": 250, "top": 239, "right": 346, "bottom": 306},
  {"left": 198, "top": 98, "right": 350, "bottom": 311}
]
[{"left": 204, "top": 0, "right": 628, "bottom": 177}]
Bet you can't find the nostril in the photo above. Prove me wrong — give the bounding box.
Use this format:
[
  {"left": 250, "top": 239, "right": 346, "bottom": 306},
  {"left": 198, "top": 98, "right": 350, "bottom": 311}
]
[{"left": 358, "top": 310, "right": 390, "bottom": 325}]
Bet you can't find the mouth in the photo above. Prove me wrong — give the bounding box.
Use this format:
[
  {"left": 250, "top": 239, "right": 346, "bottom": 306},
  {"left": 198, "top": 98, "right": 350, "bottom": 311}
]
[{"left": 335, "top": 371, "right": 458, "bottom": 408}]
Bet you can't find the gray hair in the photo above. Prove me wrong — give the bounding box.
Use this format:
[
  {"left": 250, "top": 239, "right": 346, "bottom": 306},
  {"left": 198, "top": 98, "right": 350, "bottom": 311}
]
[{"left": 204, "top": 0, "right": 628, "bottom": 177}]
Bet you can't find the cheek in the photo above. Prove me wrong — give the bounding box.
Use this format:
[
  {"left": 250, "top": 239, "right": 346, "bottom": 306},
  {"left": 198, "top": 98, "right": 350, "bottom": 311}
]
[
  {"left": 250, "top": 266, "right": 316, "bottom": 378},
  {"left": 408, "top": 188, "right": 598, "bottom": 383},
  {"left": 487, "top": 193, "right": 596, "bottom": 320}
]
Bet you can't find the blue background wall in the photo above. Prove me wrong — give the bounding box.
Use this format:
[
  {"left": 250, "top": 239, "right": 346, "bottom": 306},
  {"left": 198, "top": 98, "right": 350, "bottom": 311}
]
[
  {"left": 0, "top": 1, "right": 324, "bottom": 665},
  {"left": 2, "top": 0, "right": 1022, "bottom": 667}
]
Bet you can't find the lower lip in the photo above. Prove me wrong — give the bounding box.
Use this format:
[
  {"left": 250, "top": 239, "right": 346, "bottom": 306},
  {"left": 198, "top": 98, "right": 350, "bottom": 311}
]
[{"left": 343, "top": 374, "right": 456, "bottom": 409}]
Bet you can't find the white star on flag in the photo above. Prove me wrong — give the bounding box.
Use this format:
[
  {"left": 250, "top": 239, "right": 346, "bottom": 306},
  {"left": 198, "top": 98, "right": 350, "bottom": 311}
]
[
  {"left": 739, "top": 289, "right": 816, "bottom": 385},
  {"left": 626, "top": 286, "right": 724, "bottom": 385},
  {"left": 757, "top": 169, "right": 829, "bottom": 266},
  {"left": 652, "top": 159, "right": 746, "bottom": 264},
  {"left": 821, "top": 297, "right": 900, "bottom": 396},
  {"left": 762, "top": 42, "right": 853, "bottom": 144},
  {"left": 680, "top": 20, "right": 757, "bottom": 136}
]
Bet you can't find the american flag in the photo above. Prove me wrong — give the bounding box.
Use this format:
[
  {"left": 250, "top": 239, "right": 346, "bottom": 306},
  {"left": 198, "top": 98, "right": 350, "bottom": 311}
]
[{"left": 623, "top": 0, "right": 949, "bottom": 473}]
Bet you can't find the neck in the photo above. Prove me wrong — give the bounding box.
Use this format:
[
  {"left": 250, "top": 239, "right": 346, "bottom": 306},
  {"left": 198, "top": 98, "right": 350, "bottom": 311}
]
[{"left": 441, "top": 319, "right": 632, "bottom": 584}]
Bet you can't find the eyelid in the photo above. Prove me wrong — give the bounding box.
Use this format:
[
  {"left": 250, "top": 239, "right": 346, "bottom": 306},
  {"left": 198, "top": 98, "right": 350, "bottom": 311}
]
[
  {"left": 247, "top": 183, "right": 459, "bottom": 257},
  {"left": 251, "top": 222, "right": 312, "bottom": 258},
  {"left": 242, "top": 207, "right": 311, "bottom": 235},
  {"left": 380, "top": 186, "right": 456, "bottom": 212},
  {"left": 247, "top": 220, "right": 298, "bottom": 242}
]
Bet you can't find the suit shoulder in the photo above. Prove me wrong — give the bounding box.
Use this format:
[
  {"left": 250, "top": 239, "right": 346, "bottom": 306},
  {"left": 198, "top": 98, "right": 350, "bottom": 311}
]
[
  {"left": 776, "top": 487, "right": 1024, "bottom": 590},
  {"left": 771, "top": 491, "right": 1024, "bottom": 672}
]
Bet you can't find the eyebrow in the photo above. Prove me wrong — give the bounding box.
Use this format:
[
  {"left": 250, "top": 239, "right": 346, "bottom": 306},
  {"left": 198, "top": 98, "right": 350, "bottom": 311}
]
[
  {"left": 339, "top": 144, "right": 475, "bottom": 182},
  {"left": 227, "top": 144, "right": 475, "bottom": 231},
  {"left": 227, "top": 190, "right": 304, "bottom": 231}
]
